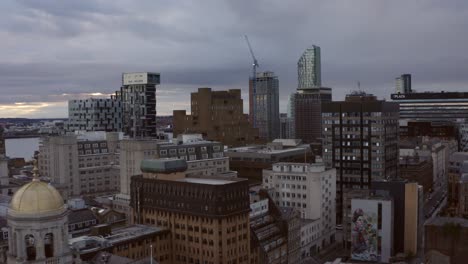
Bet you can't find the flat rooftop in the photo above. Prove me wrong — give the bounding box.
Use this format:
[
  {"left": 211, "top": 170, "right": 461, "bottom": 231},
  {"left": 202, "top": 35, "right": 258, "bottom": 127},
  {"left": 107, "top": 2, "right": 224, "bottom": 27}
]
[
  {"left": 175, "top": 177, "right": 236, "bottom": 185},
  {"left": 69, "top": 225, "right": 168, "bottom": 253}
]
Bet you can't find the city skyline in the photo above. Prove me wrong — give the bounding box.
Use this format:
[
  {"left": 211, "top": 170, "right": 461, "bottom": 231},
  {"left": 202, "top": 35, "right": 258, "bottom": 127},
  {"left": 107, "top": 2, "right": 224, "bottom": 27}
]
[{"left": 1, "top": 0, "right": 468, "bottom": 118}]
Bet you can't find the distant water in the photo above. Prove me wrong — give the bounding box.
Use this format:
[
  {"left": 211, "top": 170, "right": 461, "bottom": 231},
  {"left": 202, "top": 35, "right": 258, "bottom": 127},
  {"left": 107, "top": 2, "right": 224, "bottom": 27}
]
[{"left": 5, "top": 137, "right": 39, "bottom": 161}]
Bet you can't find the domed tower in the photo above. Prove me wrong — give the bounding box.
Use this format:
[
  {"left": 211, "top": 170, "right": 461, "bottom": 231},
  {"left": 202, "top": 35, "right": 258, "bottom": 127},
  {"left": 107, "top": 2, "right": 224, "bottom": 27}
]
[{"left": 7, "top": 161, "right": 72, "bottom": 263}]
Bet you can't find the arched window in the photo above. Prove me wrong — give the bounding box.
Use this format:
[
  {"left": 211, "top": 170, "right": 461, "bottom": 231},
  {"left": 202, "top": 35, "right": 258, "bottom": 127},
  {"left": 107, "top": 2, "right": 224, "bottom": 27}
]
[
  {"left": 44, "top": 233, "right": 54, "bottom": 258},
  {"left": 25, "top": 234, "right": 36, "bottom": 261}
]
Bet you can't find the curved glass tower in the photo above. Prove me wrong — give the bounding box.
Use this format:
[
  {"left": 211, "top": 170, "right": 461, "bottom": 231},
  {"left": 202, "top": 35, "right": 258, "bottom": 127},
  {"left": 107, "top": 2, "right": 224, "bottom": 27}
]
[{"left": 298, "top": 45, "right": 321, "bottom": 88}]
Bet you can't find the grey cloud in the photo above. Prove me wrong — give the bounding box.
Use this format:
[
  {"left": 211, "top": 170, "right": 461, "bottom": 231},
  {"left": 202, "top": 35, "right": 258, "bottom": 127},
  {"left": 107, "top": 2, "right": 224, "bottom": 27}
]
[{"left": 1, "top": 0, "right": 468, "bottom": 117}]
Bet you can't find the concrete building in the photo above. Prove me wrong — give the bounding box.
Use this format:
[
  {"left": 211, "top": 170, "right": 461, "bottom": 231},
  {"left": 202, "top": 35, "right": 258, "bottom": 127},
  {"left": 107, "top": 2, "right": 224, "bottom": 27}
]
[
  {"left": 249, "top": 187, "right": 299, "bottom": 264},
  {"left": 400, "top": 121, "right": 457, "bottom": 140},
  {"left": 350, "top": 196, "right": 393, "bottom": 263},
  {"left": 322, "top": 92, "right": 399, "bottom": 223},
  {"left": 173, "top": 88, "right": 260, "bottom": 147},
  {"left": 395, "top": 74, "right": 412, "bottom": 94},
  {"left": 298, "top": 45, "right": 321, "bottom": 88},
  {"left": 66, "top": 98, "right": 122, "bottom": 132},
  {"left": 130, "top": 159, "right": 251, "bottom": 264},
  {"left": 225, "top": 139, "right": 312, "bottom": 182},
  {"left": 290, "top": 87, "right": 332, "bottom": 144},
  {"left": 400, "top": 139, "right": 452, "bottom": 191},
  {"left": 38, "top": 132, "right": 121, "bottom": 198},
  {"left": 115, "top": 135, "right": 229, "bottom": 216},
  {"left": 459, "top": 123, "right": 468, "bottom": 151},
  {"left": 448, "top": 152, "right": 468, "bottom": 210},
  {"left": 115, "top": 72, "right": 160, "bottom": 138},
  {"left": 425, "top": 217, "right": 468, "bottom": 264},
  {"left": 262, "top": 162, "right": 336, "bottom": 250},
  {"left": 371, "top": 180, "right": 423, "bottom": 256},
  {"left": 70, "top": 225, "right": 171, "bottom": 263},
  {"left": 249, "top": 72, "right": 280, "bottom": 141},
  {"left": 399, "top": 154, "right": 433, "bottom": 195},
  {"left": 7, "top": 168, "right": 73, "bottom": 263},
  {"left": 391, "top": 91, "right": 468, "bottom": 122}
]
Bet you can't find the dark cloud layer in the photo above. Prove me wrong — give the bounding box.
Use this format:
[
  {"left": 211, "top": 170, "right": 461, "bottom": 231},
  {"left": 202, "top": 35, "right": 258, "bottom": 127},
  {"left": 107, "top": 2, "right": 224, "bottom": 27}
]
[{"left": 1, "top": 0, "right": 468, "bottom": 117}]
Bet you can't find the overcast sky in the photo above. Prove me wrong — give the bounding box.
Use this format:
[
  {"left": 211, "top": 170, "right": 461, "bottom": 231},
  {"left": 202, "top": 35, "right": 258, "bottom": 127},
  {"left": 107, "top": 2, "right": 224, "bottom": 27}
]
[{"left": 1, "top": 0, "right": 468, "bottom": 118}]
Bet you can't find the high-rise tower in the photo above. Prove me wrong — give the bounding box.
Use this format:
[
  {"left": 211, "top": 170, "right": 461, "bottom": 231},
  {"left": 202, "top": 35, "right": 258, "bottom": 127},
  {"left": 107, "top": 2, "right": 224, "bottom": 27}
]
[
  {"left": 115, "top": 72, "right": 160, "bottom": 138},
  {"left": 249, "top": 71, "right": 280, "bottom": 140},
  {"left": 298, "top": 45, "right": 321, "bottom": 89},
  {"left": 396, "top": 74, "right": 412, "bottom": 94}
]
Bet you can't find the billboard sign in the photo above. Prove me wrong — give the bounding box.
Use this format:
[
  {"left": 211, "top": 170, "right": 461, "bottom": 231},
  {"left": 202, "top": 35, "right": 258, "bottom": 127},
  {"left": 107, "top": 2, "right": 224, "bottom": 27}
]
[{"left": 351, "top": 207, "right": 380, "bottom": 262}]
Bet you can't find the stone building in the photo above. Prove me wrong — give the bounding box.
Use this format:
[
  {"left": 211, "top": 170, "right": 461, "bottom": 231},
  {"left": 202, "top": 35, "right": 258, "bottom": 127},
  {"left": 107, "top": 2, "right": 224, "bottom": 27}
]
[
  {"left": 130, "top": 159, "right": 251, "bottom": 264},
  {"left": 173, "top": 88, "right": 260, "bottom": 147},
  {"left": 7, "top": 166, "right": 73, "bottom": 263},
  {"left": 38, "top": 132, "right": 121, "bottom": 198}
]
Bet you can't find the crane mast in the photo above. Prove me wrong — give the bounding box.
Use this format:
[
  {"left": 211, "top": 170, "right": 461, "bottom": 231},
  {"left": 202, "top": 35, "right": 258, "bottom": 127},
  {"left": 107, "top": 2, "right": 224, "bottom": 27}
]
[{"left": 244, "top": 35, "right": 259, "bottom": 127}]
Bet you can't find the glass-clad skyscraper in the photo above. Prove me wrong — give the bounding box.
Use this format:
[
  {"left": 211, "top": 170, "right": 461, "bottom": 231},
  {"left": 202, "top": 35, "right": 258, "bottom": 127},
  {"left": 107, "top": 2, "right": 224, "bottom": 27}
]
[
  {"left": 249, "top": 71, "right": 280, "bottom": 140},
  {"left": 298, "top": 45, "right": 321, "bottom": 88}
]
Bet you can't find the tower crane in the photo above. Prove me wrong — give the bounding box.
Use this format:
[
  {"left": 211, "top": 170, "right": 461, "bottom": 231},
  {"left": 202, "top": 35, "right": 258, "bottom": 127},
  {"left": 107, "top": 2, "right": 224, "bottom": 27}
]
[{"left": 244, "top": 35, "right": 259, "bottom": 127}]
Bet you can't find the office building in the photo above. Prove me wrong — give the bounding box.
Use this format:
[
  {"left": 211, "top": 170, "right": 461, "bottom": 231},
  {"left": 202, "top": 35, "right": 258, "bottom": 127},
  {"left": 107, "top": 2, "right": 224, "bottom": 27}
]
[
  {"left": 298, "top": 45, "right": 321, "bottom": 88},
  {"left": 7, "top": 167, "right": 73, "bottom": 263},
  {"left": 350, "top": 196, "right": 393, "bottom": 263},
  {"left": 290, "top": 87, "right": 332, "bottom": 144},
  {"left": 425, "top": 217, "right": 468, "bottom": 264},
  {"left": 249, "top": 187, "right": 300, "bottom": 264},
  {"left": 249, "top": 72, "right": 280, "bottom": 141},
  {"left": 115, "top": 72, "right": 160, "bottom": 138},
  {"left": 38, "top": 132, "right": 121, "bottom": 198},
  {"left": 322, "top": 92, "right": 399, "bottom": 223},
  {"left": 262, "top": 162, "right": 336, "bottom": 249},
  {"left": 391, "top": 91, "right": 468, "bottom": 122},
  {"left": 459, "top": 123, "right": 468, "bottom": 151},
  {"left": 458, "top": 175, "right": 468, "bottom": 217},
  {"left": 279, "top": 113, "right": 294, "bottom": 139},
  {"left": 66, "top": 98, "right": 122, "bottom": 132},
  {"left": 130, "top": 159, "right": 251, "bottom": 264},
  {"left": 225, "top": 139, "right": 312, "bottom": 182},
  {"left": 173, "top": 88, "right": 260, "bottom": 147},
  {"left": 371, "top": 180, "right": 423, "bottom": 255},
  {"left": 115, "top": 134, "right": 229, "bottom": 216},
  {"left": 70, "top": 225, "right": 171, "bottom": 263},
  {"left": 395, "top": 74, "right": 412, "bottom": 94}
]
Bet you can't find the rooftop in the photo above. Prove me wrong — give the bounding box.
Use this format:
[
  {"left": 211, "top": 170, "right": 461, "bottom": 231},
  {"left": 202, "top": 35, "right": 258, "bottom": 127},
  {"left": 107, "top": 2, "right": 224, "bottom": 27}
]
[
  {"left": 69, "top": 225, "right": 168, "bottom": 254},
  {"left": 426, "top": 217, "right": 468, "bottom": 227},
  {"left": 175, "top": 177, "right": 236, "bottom": 185}
]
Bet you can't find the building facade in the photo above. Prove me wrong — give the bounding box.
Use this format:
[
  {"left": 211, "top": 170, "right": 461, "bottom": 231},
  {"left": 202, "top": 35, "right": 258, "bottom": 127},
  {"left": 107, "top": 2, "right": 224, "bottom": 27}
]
[
  {"left": 173, "top": 88, "right": 260, "bottom": 147},
  {"left": 350, "top": 197, "right": 393, "bottom": 263},
  {"left": 249, "top": 72, "right": 280, "bottom": 141},
  {"left": 395, "top": 74, "right": 412, "bottom": 94},
  {"left": 298, "top": 45, "right": 321, "bottom": 89},
  {"left": 262, "top": 163, "right": 336, "bottom": 249},
  {"left": 38, "top": 132, "right": 121, "bottom": 198},
  {"left": 391, "top": 91, "right": 468, "bottom": 122},
  {"left": 130, "top": 159, "right": 251, "bottom": 264},
  {"left": 322, "top": 92, "right": 399, "bottom": 223},
  {"left": 290, "top": 87, "right": 332, "bottom": 144},
  {"left": 66, "top": 98, "right": 122, "bottom": 132},
  {"left": 115, "top": 72, "right": 160, "bottom": 138},
  {"left": 7, "top": 171, "right": 73, "bottom": 263}
]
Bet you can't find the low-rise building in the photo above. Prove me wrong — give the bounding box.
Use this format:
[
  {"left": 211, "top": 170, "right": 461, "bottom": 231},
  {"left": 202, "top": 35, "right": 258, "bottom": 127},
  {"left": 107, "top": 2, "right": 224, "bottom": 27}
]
[
  {"left": 350, "top": 196, "right": 393, "bottom": 263},
  {"left": 399, "top": 154, "right": 433, "bottom": 195},
  {"left": 448, "top": 152, "right": 468, "bottom": 210},
  {"left": 425, "top": 217, "right": 468, "bottom": 264},
  {"left": 38, "top": 132, "right": 122, "bottom": 198},
  {"left": 226, "top": 139, "right": 312, "bottom": 182},
  {"left": 263, "top": 162, "right": 336, "bottom": 248}
]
